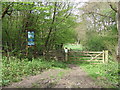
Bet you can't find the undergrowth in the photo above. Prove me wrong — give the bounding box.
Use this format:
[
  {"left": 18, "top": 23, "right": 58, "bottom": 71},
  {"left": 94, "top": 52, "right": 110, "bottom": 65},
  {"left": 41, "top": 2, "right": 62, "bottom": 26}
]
[
  {"left": 2, "top": 57, "right": 67, "bottom": 86},
  {"left": 2, "top": 56, "right": 119, "bottom": 89}
]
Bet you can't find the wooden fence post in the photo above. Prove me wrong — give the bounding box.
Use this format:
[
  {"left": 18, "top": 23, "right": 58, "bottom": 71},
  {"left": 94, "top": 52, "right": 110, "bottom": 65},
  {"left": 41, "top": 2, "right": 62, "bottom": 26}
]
[
  {"left": 102, "top": 50, "right": 105, "bottom": 63},
  {"left": 105, "top": 50, "right": 108, "bottom": 63}
]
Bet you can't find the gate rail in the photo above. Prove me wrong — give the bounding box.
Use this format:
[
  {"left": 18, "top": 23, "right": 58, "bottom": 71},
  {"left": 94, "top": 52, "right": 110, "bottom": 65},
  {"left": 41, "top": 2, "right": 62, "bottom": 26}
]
[{"left": 67, "top": 50, "right": 108, "bottom": 64}]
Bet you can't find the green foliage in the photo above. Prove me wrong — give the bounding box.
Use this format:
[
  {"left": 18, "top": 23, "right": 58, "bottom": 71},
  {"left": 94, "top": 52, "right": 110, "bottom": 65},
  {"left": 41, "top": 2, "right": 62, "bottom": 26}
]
[
  {"left": 2, "top": 2, "right": 77, "bottom": 56},
  {"left": 80, "top": 61, "right": 119, "bottom": 88},
  {"left": 83, "top": 31, "right": 107, "bottom": 51},
  {"left": 84, "top": 25, "right": 118, "bottom": 56},
  {"left": 80, "top": 3, "right": 118, "bottom": 61},
  {"left": 54, "top": 29, "right": 76, "bottom": 45},
  {"left": 66, "top": 59, "right": 119, "bottom": 88},
  {"left": 107, "top": 25, "right": 118, "bottom": 35},
  {"left": 2, "top": 57, "right": 67, "bottom": 86}
]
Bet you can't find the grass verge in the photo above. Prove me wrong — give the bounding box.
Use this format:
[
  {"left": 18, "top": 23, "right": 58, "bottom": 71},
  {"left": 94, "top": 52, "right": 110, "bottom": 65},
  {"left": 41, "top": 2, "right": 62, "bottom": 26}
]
[
  {"left": 2, "top": 57, "right": 68, "bottom": 86},
  {"left": 66, "top": 60, "right": 119, "bottom": 88}
]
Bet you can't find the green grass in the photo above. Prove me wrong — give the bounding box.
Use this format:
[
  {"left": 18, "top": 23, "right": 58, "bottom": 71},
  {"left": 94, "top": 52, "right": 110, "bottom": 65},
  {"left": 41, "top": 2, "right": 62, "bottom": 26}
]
[
  {"left": 2, "top": 57, "right": 68, "bottom": 86},
  {"left": 66, "top": 60, "right": 119, "bottom": 88},
  {"left": 64, "top": 44, "right": 83, "bottom": 50},
  {"left": 57, "top": 71, "right": 65, "bottom": 78}
]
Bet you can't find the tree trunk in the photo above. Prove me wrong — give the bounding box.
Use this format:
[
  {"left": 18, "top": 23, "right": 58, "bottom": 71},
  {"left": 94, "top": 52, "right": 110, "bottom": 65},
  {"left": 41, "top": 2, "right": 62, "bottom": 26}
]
[
  {"left": 117, "top": 1, "right": 120, "bottom": 61},
  {"left": 45, "top": 2, "right": 57, "bottom": 51}
]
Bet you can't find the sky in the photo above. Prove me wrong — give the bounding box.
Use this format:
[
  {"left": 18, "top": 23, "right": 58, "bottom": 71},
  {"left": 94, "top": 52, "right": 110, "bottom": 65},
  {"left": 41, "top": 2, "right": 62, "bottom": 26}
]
[{"left": 3, "top": 0, "right": 120, "bottom": 2}]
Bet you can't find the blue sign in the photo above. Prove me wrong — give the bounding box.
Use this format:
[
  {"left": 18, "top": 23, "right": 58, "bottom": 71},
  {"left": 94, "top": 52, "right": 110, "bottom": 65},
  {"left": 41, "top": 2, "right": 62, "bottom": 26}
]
[{"left": 28, "top": 31, "right": 35, "bottom": 46}]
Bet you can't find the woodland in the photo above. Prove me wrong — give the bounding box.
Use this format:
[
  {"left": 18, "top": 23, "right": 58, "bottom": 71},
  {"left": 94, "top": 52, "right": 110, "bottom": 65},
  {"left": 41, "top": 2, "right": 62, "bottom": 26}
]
[{"left": 1, "top": 1, "right": 120, "bottom": 88}]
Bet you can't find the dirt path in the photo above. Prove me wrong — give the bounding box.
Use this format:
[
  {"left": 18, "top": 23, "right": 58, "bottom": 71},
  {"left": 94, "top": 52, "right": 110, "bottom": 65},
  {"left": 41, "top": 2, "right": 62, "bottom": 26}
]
[{"left": 4, "top": 64, "right": 102, "bottom": 88}]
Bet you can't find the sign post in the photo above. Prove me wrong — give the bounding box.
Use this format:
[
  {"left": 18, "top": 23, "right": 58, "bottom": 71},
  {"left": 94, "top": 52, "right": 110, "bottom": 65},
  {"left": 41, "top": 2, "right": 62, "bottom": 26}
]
[
  {"left": 28, "top": 31, "right": 35, "bottom": 46},
  {"left": 27, "top": 31, "right": 35, "bottom": 61}
]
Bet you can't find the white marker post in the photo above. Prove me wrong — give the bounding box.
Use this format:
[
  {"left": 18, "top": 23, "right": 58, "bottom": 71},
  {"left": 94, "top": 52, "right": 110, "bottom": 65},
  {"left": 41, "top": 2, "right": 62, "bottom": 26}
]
[{"left": 64, "top": 48, "right": 68, "bottom": 61}]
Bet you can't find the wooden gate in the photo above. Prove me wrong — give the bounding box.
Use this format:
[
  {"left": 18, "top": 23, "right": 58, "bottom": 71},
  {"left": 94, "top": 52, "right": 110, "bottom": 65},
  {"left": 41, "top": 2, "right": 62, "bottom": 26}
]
[{"left": 67, "top": 50, "right": 108, "bottom": 64}]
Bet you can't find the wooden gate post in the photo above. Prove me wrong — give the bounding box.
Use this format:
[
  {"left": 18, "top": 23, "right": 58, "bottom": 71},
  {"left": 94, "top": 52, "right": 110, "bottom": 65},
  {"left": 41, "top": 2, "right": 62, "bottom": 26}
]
[
  {"left": 102, "top": 50, "right": 105, "bottom": 63},
  {"left": 105, "top": 50, "right": 108, "bottom": 63}
]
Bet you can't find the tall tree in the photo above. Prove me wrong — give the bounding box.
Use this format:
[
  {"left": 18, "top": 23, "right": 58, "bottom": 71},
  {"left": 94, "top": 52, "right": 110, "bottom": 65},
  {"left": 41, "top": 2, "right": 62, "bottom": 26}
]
[
  {"left": 78, "top": 2, "right": 118, "bottom": 60},
  {"left": 2, "top": 2, "right": 77, "bottom": 58},
  {"left": 117, "top": 1, "right": 120, "bottom": 61}
]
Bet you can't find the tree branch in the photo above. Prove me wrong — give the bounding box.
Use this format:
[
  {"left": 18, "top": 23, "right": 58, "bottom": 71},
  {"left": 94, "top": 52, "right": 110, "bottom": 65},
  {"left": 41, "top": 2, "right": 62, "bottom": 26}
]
[
  {"left": 2, "top": 3, "right": 13, "bottom": 18},
  {"left": 82, "top": 10, "right": 115, "bottom": 21},
  {"left": 108, "top": 2, "right": 117, "bottom": 12},
  {"left": 45, "top": 2, "right": 57, "bottom": 49}
]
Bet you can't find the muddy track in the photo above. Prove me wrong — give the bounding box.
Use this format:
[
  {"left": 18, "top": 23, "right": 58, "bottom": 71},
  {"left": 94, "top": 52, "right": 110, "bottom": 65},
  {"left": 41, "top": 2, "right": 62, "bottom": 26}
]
[{"left": 4, "top": 64, "right": 102, "bottom": 88}]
